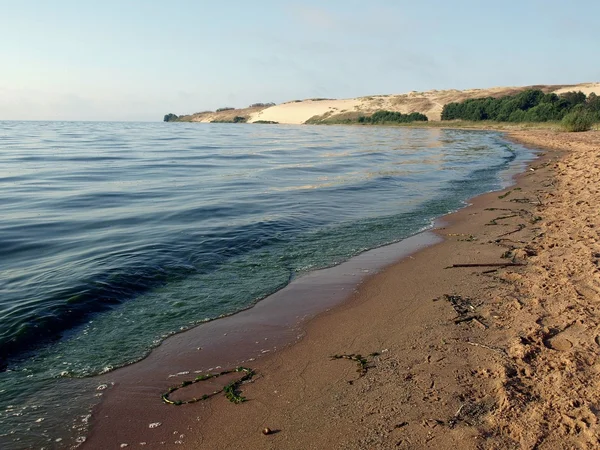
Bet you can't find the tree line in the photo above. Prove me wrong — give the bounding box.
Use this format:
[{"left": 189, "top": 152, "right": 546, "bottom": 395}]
[
  {"left": 441, "top": 89, "right": 600, "bottom": 123},
  {"left": 358, "top": 110, "right": 428, "bottom": 124},
  {"left": 164, "top": 113, "right": 179, "bottom": 122}
]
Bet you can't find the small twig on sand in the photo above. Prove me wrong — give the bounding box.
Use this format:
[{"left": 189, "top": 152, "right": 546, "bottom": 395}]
[
  {"left": 447, "top": 404, "right": 465, "bottom": 429},
  {"left": 536, "top": 195, "right": 544, "bottom": 206},
  {"left": 466, "top": 341, "right": 507, "bottom": 357},
  {"left": 454, "top": 316, "right": 476, "bottom": 324},
  {"left": 494, "top": 238, "right": 526, "bottom": 244},
  {"left": 454, "top": 316, "right": 489, "bottom": 329},
  {"left": 497, "top": 224, "right": 526, "bottom": 238},
  {"left": 445, "top": 263, "right": 525, "bottom": 269},
  {"left": 442, "top": 294, "right": 475, "bottom": 316},
  {"left": 472, "top": 317, "right": 489, "bottom": 329}
]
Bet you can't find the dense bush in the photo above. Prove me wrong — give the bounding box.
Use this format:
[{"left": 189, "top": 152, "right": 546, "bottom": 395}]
[
  {"left": 562, "top": 110, "right": 595, "bottom": 132},
  {"left": 358, "top": 110, "right": 428, "bottom": 124},
  {"left": 210, "top": 116, "right": 247, "bottom": 123},
  {"left": 249, "top": 102, "right": 276, "bottom": 108},
  {"left": 163, "top": 113, "right": 179, "bottom": 122},
  {"left": 586, "top": 93, "right": 600, "bottom": 117},
  {"left": 441, "top": 89, "right": 598, "bottom": 123},
  {"left": 216, "top": 107, "right": 235, "bottom": 112}
]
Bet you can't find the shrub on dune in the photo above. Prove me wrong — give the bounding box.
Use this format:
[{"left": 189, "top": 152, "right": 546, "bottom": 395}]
[{"left": 561, "top": 110, "right": 595, "bottom": 132}]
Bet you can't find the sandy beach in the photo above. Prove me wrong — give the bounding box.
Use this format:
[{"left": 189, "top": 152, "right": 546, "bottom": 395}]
[
  {"left": 4, "top": 3, "right": 600, "bottom": 449},
  {"left": 84, "top": 130, "right": 600, "bottom": 449}
]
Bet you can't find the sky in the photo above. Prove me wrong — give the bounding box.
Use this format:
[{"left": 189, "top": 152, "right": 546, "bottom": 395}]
[{"left": 0, "top": 0, "right": 599, "bottom": 121}]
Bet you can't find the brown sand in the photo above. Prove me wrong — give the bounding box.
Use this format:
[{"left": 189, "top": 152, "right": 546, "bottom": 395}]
[{"left": 85, "top": 131, "right": 600, "bottom": 449}]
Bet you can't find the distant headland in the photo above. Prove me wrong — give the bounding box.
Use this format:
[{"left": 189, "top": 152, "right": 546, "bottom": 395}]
[{"left": 164, "top": 82, "right": 600, "bottom": 130}]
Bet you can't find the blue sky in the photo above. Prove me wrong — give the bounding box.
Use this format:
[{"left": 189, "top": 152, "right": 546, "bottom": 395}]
[{"left": 1, "top": 0, "right": 599, "bottom": 121}]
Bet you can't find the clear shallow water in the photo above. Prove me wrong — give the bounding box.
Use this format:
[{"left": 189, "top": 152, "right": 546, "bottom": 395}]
[{"left": 0, "top": 122, "right": 534, "bottom": 447}]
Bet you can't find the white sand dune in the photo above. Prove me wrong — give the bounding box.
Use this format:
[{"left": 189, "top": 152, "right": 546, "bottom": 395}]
[
  {"left": 552, "top": 82, "right": 600, "bottom": 96},
  {"left": 248, "top": 99, "right": 362, "bottom": 125}
]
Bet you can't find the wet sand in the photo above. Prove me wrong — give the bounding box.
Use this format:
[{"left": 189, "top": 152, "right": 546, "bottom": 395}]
[{"left": 85, "top": 130, "right": 600, "bottom": 449}]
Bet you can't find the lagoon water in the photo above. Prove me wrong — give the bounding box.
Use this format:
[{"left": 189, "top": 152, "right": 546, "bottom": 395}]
[{"left": 0, "top": 122, "right": 534, "bottom": 447}]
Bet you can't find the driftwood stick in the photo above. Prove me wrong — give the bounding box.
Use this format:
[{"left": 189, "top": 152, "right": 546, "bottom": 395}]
[
  {"left": 472, "top": 317, "right": 489, "bottom": 329},
  {"left": 465, "top": 341, "right": 507, "bottom": 357},
  {"left": 494, "top": 238, "right": 526, "bottom": 244},
  {"left": 446, "top": 263, "right": 525, "bottom": 268},
  {"left": 497, "top": 224, "right": 526, "bottom": 238},
  {"left": 454, "top": 316, "right": 478, "bottom": 324},
  {"left": 453, "top": 316, "right": 489, "bottom": 329}
]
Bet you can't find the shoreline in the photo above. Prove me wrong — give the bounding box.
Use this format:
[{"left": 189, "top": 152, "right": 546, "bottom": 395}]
[
  {"left": 84, "top": 130, "right": 598, "bottom": 449},
  {"left": 83, "top": 130, "right": 544, "bottom": 449}
]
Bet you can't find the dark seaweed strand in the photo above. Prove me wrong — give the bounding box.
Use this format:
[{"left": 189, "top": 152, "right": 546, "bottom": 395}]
[
  {"left": 330, "top": 353, "right": 380, "bottom": 377},
  {"left": 162, "top": 366, "right": 255, "bottom": 405}
]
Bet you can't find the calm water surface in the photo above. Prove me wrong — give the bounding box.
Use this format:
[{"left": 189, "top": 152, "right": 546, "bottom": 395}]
[{"left": 0, "top": 122, "right": 534, "bottom": 448}]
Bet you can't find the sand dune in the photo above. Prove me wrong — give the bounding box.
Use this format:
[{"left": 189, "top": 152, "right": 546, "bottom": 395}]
[
  {"left": 552, "top": 82, "right": 600, "bottom": 96},
  {"left": 177, "top": 83, "right": 600, "bottom": 125},
  {"left": 248, "top": 98, "right": 362, "bottom": 125}
]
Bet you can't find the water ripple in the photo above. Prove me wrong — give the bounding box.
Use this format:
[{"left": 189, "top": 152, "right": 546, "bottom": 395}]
[{"left": 0, "top": 121, "right": 535, "bottom": 449}]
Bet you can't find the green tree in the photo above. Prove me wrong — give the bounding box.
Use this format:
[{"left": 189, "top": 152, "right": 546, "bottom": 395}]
[
  {"left": 585, "top": 93, "right": 600, "bottom": 119},
  {"left": 560, "top": 91, "right": 587, "bottom": 108},
  {"left": 440, "top": 89, "right": 596, "bottom": 123}
]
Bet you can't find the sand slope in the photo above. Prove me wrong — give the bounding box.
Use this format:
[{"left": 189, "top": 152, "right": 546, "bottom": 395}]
[
  {"left": 552, "top": 82, "right": 600, "bottom": 96},
  {"left": 177, "top": 83, "right": 600, "bottom": 124},
  {"left": 182, "top": 105, "right": 268, "bottom": 123},
  {"left": 490, "top": 131, "right": 600, "bottom": 448},
  {"left": 249, "top": 98, "right": 362, "bottom": 125}
]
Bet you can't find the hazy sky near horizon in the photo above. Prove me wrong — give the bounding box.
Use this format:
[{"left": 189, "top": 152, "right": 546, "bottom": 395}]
[{"left": 1, "top": 0, "right": 599, "bottom": 121}]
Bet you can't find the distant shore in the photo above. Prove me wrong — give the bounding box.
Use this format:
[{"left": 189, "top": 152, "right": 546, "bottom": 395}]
[
  {"left": 165, "top": 82, "right": 600, "bottom": 125},
  {"left": 83, "top": 129, "right": 600, "bottom": 449}
]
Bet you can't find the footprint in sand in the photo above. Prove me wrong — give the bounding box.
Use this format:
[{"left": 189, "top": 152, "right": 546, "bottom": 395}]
[
  {"left": 574, "top": 282, "right": 600, "bottom": 301},
  {"left": 543, "top": 335, "right": 573, "bottom": 351}
]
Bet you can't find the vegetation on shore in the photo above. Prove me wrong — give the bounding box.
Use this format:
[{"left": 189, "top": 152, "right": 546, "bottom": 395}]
[
  {"left": 248, "top": 102, "right": 276, "bottom": 108},
  {"left": 164, "top": 113, "right": 179, "bottom": 122},
  {"left": 561, "top": 110, "right": 597, "bottom": 132},
  {"left": 306, "top": 110, "right": 428, "bottom": 125},
  {"left": 163, "top": 102, "right": 275, "bottom": 122},
  {"left": 359, "top": 110, "right": 428, "bottom": 124},
  {"left": 210, "top": 115, "right": 247, "bottom": 123},
  {"left": 164, "top": 87, "right": 600, "bottom": 131},
  {"left": 442, "top": 90, "right": 600, "bottom": 131}
]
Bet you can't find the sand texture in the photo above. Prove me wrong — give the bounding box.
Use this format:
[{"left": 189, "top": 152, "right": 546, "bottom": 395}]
[
  {"left": 175, "top": 83, "right": 600, "bottom": 124},
  {"left": 85, "top": 131, "right": 600, "bottom": 450},
  {"left": 487, "top": 131, "right": 600, "bottom": 449}
]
